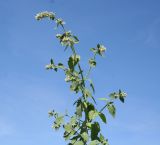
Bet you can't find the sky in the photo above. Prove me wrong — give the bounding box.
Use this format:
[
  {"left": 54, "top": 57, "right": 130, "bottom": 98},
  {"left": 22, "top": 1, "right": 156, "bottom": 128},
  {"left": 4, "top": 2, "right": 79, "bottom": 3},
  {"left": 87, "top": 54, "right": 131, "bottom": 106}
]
[{"left": 0, "top": 0, "right": 160, "bottom": 145}]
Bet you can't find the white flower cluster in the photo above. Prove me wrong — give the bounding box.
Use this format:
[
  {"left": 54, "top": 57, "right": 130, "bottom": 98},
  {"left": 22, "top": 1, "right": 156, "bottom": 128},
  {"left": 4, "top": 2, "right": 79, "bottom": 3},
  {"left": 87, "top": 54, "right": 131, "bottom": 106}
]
[
  {"left": 35, "top": 11, "right": 56, "bottom": 20},
  {"left": 97, "top": 44, "right": 106, "bottom": 54}
]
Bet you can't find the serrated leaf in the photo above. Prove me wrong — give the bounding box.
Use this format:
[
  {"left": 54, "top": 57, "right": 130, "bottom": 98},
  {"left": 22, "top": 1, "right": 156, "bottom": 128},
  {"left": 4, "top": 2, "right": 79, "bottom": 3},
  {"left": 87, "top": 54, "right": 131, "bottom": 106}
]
[
  {"left": 107, "top": 103, "right": 116, "bottom": 118},
  {"left": 89, "top": 140, "right": 100, "bottom": 145},
  {"left": 64, "top": 123, "right": 72, "bottom": 133},
  {"left": 99, "top": 113, "right": 107, "bottom": 123},
  {"left": 52, "top": 116, "right": 64, "bottom": 130},
  {"left": 74, "top": 141, "right": 84, "bottom": 145},
  {"left": 81, "top": 132, "right": 88, "bottom": 142},
  {"left": 91, "top": 122, "right": 100, "bottom": 140},
  {"left": 99, "top": 134, "right": 109, "bottom": 145},
  {"left": 89, "top": 110, "right": 98, "bottom": 120},
  {"left": 76, "top": 101, "right": 82, "bottom": 117},
  {"left": 86, "top": 122, "right": 92, "bottom": 128},
  {"left": 68, "top": 55, "right": 80, "bottom": 71}
]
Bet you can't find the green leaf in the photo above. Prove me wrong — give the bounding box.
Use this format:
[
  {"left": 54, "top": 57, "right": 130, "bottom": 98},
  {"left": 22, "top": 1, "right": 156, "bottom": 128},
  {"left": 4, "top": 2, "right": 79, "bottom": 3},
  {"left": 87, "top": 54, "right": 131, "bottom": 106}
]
[
  {"left": 99, "top": 134, "right": 109, "bottom": 145},
  {"left": 119, "top": 96, "right": 124, "bottom": 103},
  {"left": 119, "top": 89, "right": 127, "bottom": 103},
  {"left": 76, "top": 101, "right": 82, "bottom": 117},
  {"left": 109, "top": 92, "right": 118, "bottom": 99},
  {"left": 90, "top": 81, "right": 95, "bottom": 94},
  {"left": 52, "top": 116, "right": 64, "bottom": 130},
  {"left": 81, "top": 132, "right": 89, "bottom": 142},
  {"left": 98, "top": 98, "right": 108, "bottom": 101},
  {"left": 91, "top": 122, "right": 100, "bottom": 140},
  {"left": 88, "top": 79, "right": 95, "bottom": 94},
  {"left": 48, "top": 111, "right": 54, "bottom": 117},
  {"left": 73, "top": 35, "right": 79, "bottom": 42},
  {"left": 89, "top": 110, "right": 98, "bottom": 120},
  {"left": 50, "top": 59, "right": 54, "bottom": 64},
  {"left": 107, "top": 103, "right": 116, "bottom": 118},
  {"left": 57, "top": 63, "right": 64, "bottom": 69},
  {"left": 64, "top": 123, "right": 72, "bottom": 133},
  {"left": 74, "top": 141, "right": 84, "bottom": 145},
  {"left": 89, "top": 140, "right": 100, "bottom": 145},
  {"left": 86, "top": 122, "right": 92, "bottom": 128},
  {"left": 90, "top": 48, "right": 97, "bottom": 54},
  {"left": 68, "top": 55, "right": 80, "bottom": 71},
  {"left": 84, "top": 89, "right": 91, "bottom": 97},
  {"left": 84, "top": 89, "right": 96, "bottom": 104},
  {"left": 87, "top": 102, "right": 95, "bottom": 111},
  {"left": 99, "top": 113, "right": 107, "bottom": 123},
  {"left": 70, "top": 116, "right": 77, "bottom": 126}
]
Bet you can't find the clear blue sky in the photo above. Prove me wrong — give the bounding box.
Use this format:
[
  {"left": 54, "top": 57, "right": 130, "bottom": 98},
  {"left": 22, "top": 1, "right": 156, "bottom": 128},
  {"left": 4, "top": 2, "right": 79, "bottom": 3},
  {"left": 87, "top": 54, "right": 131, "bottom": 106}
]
[{"left": 0, "top": 0, "right": 160, "bottom": 145}]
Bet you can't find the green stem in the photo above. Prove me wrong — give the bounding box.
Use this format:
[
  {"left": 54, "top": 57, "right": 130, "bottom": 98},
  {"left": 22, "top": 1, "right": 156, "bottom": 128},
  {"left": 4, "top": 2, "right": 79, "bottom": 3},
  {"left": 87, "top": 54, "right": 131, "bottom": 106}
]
[
  {"left": 85, "top": 53, "right": 96, "bottom": 79},
  {"left": 100, "top": 104, "right": 108, "bottom": 113}
]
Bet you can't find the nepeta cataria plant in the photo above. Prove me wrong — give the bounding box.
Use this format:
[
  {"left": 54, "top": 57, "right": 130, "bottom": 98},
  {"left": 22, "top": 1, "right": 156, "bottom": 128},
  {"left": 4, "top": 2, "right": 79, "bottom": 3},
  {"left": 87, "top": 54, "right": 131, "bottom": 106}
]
[{"left": 35, "top": 11, "right": 127, "bottom": 145}]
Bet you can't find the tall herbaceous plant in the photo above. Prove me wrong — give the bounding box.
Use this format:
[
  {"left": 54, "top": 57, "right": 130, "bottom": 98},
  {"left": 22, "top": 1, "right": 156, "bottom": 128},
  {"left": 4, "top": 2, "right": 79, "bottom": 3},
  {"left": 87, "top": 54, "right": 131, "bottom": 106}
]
[{"left": 35, "top": 11, "right": 127, "bottom": 145}]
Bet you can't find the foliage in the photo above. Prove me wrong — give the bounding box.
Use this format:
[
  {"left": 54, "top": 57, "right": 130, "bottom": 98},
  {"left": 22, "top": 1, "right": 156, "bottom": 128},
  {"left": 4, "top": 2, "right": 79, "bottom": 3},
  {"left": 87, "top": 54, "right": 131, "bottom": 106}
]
[{"left": 35, "top": 11, "right": 127, "bottom": 145}]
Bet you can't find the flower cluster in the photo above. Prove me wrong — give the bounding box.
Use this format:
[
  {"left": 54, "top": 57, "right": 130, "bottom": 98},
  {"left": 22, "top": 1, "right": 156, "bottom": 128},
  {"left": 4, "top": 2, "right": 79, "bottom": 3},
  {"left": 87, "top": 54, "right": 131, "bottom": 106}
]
[
  {"left": 97, "top": 44, "right": 106, "bottom": 55},
  {"left": 56, "top": 31, "right": 79, "bottom": 47},
  {"left": 35, "top": 11, "right": 56, "bottom": 20},
  {"left": 90, "top": 44, "right": 106, "bottom": 56}
]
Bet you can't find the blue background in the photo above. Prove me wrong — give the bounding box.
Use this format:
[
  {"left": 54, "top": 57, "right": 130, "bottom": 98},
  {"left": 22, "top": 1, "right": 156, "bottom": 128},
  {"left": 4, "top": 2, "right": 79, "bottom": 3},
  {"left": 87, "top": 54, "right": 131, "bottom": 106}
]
[{"left": 0, "top": 0, "right": 160, "bottom": 145}]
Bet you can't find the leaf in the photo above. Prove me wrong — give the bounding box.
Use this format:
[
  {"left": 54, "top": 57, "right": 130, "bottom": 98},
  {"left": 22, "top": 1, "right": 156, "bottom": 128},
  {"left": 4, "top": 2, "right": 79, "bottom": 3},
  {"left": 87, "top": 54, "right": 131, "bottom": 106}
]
[
  {"left": 109, "top": 92, "right": 118, "bottom": 99},
  {"left": 73, "top": 35, "right": 79, "bottom": 42},
  {"left": 68, "top": 55, "right": 80, "bottom": 71},
  {"left": 89, "top": 140, "right": 100, "bottom": 145},
  {"left": 86, "top": 122, "right": 92, "bottom": 128},
  {"left": 64, "top": 123, "right": 72, "bottom": 133},
  {"left": 48, "top": 111, "right": 54, "bottom": 117},
  {"left": 76, "top": 101, "right": 82, "bottom": 117},
  {"left": 57, "top": 63, "right": 64, "bottom": 69},
  {"left": 52, "top": 116, "right": 64, "bottom": 130},
  {"left": 84, "top": 89, "right": 96, "bottom": 104},
  {"left": 99, "top": 113, "right": 107, "bottom": 123},
  {"left": 74, "top": 141, "right": 84, "bottom": 145},
  {"left": 70, "top": 116, "right": 77, "bottom": 126},
  {"left": 50, "top": 58, "right": 54, "bottom": 64},
  {"left": 87, "top": 102, "right": 95, "bottom": 111},
  {"left": 119, "top": 96, "right": 124, "bottom": 103},
  {"left": 90, "top": 82, "right": 95, "bottom": 94},
  {"left": 97, "top": 44, "right": 100, "bottom": 48},
  {"left": 84, "top": 89, "right": 91, "bottom": 97},
  {"left": 90, "top": 48, "right": 97, "bottom": 54},
  {"left": 119, "top": 89, "right": 127, "bottom": 103},
  {"left": 88, "top": 79, "right": 95, "bottom": 94},
  {"left": 98, "top": 98, "right": 108, "bottom": 101},
  {"left": 81, "top": 132, "right": 89, "bottom": 142},
  {"left": 91, "top": 122, "right": 100, "bottom": 140},
  {"left": 99, "top": 134, "right": 109, "bottom": 145},
  {"left": 89, "top": 110, "right": 98, "bottom": 120},
  {"left": 107, "top": 103, "right": 116, "bottom": 118}
]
